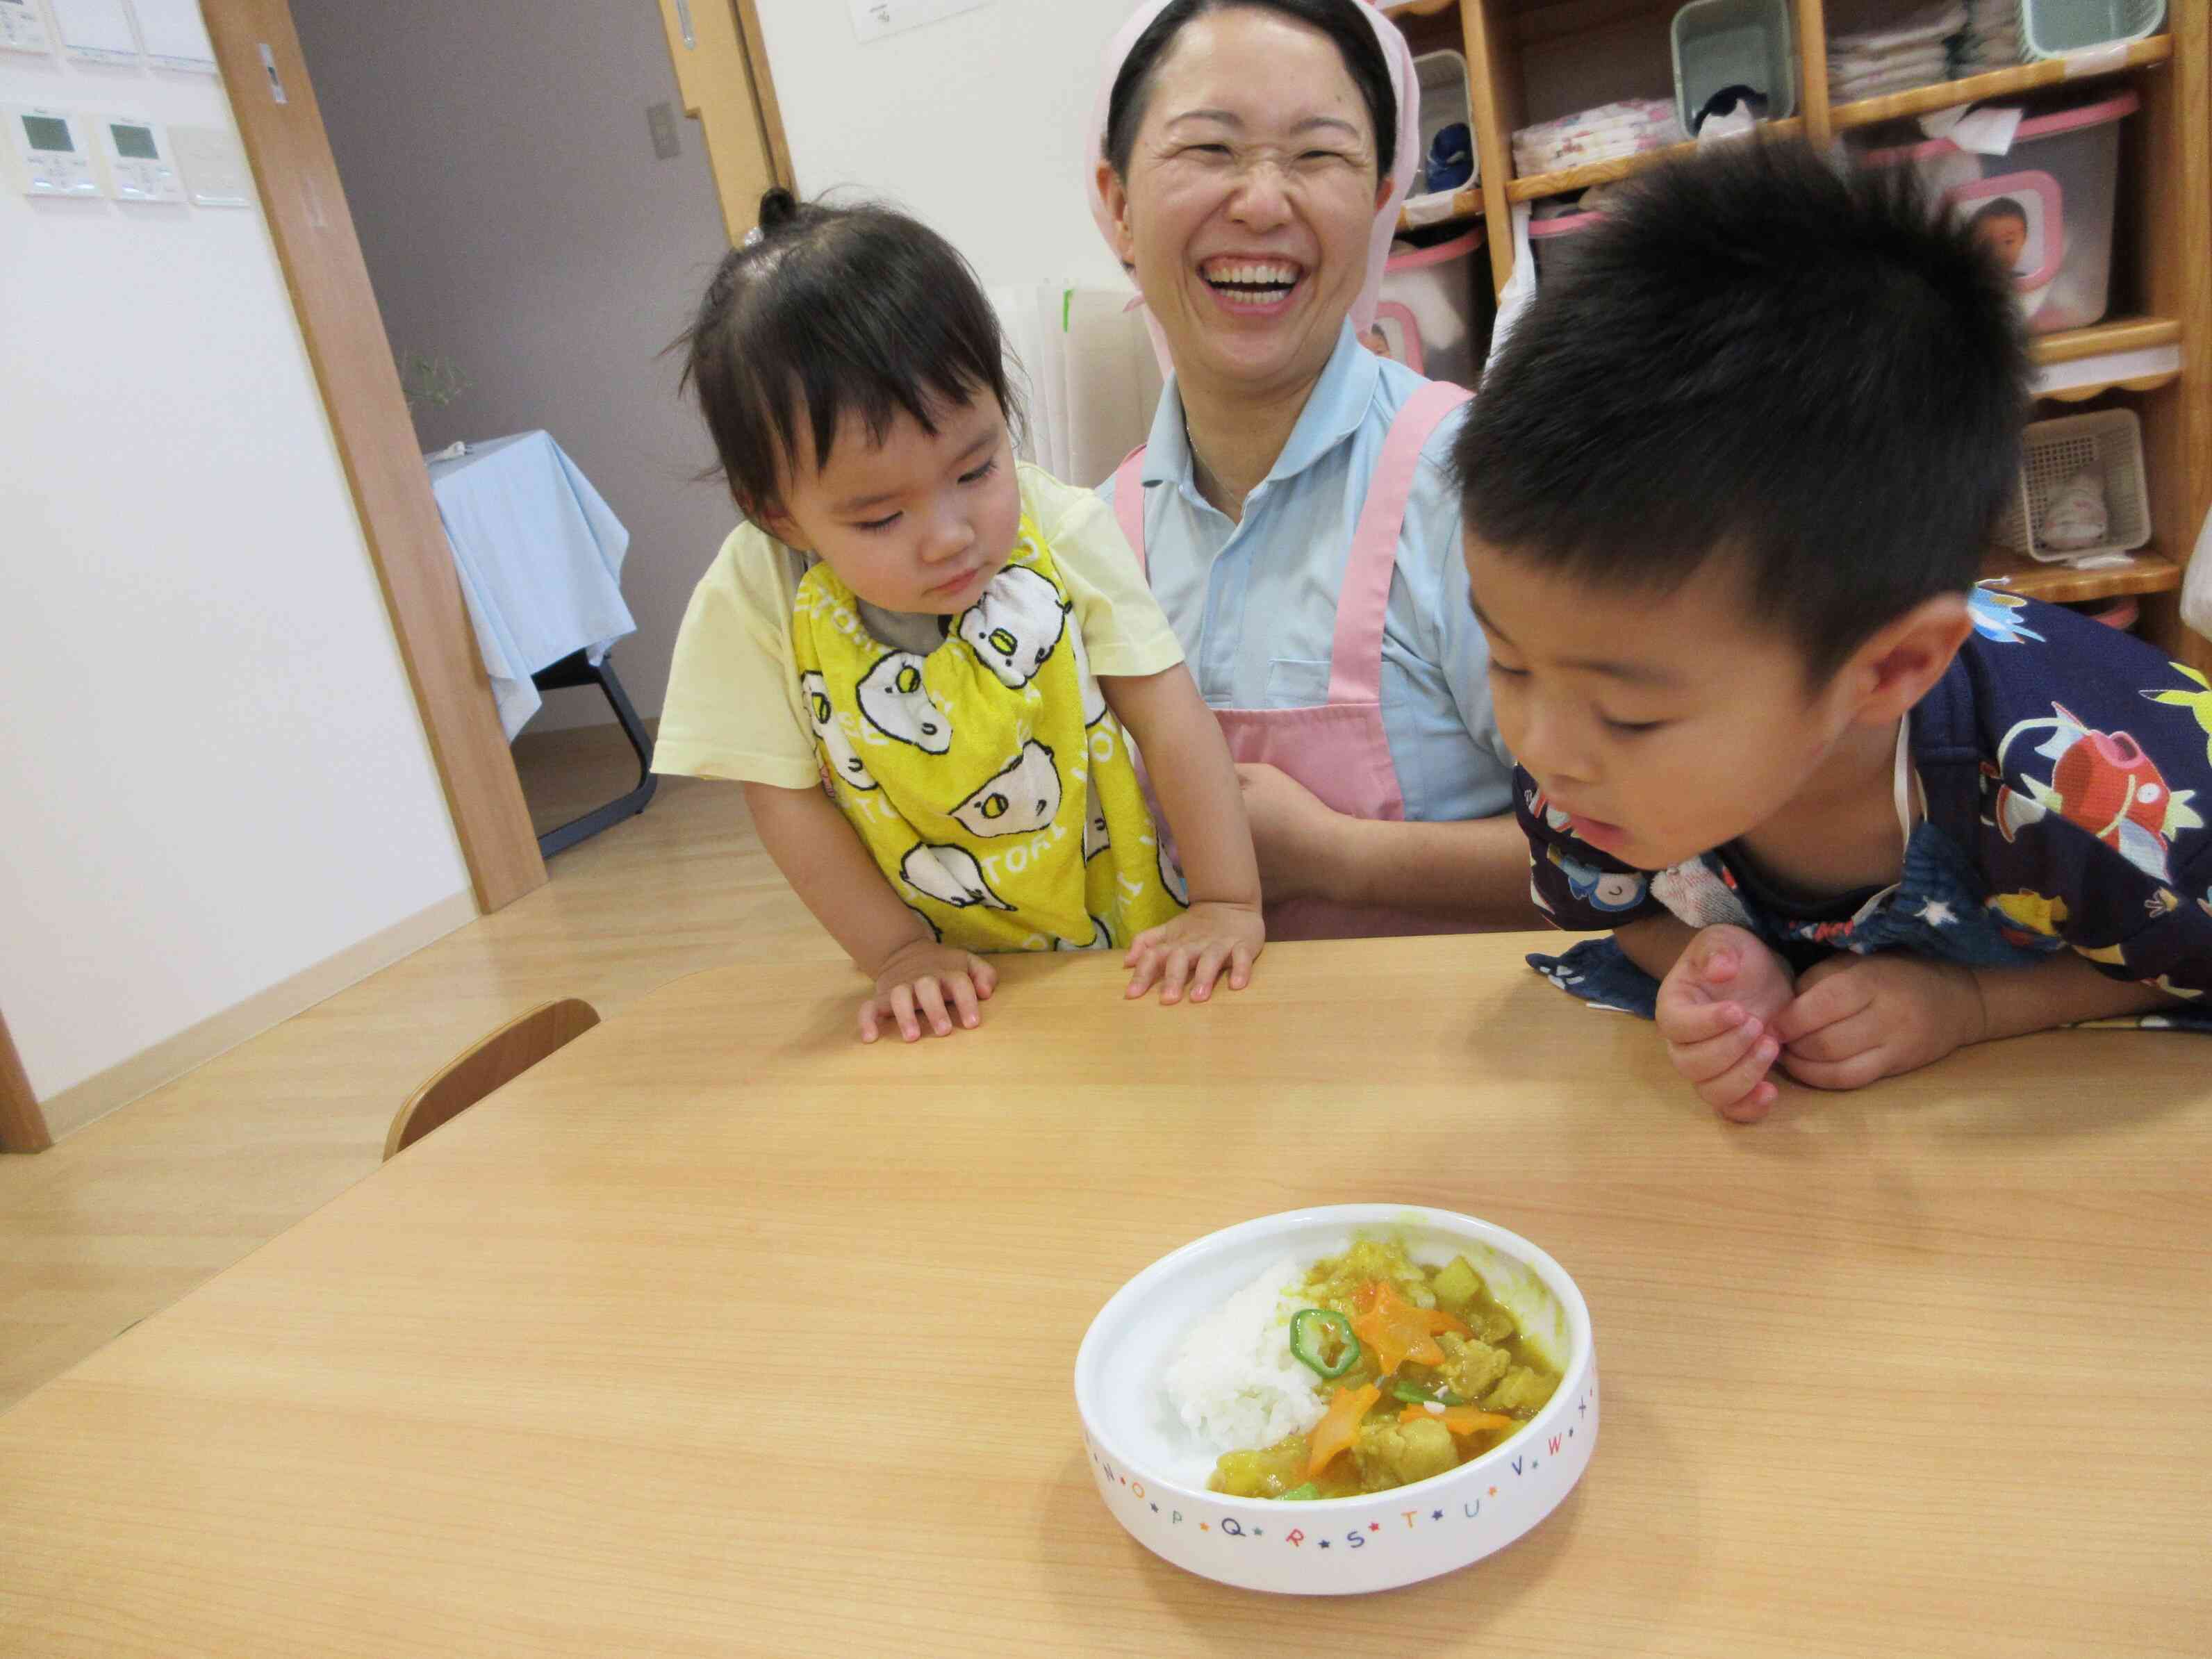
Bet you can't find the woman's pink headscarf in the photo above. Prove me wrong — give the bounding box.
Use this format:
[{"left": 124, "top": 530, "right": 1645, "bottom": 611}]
[{"left": 1084, "top": 0, "right": 1421, "bottom": 371}]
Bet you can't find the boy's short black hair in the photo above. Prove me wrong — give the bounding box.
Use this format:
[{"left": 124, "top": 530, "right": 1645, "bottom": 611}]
[
  {"left": 1103, "top": 0, "right": 1396, "bottom": 183},
  {"left": 1453, "top": 141, "right": 2030, "bottom": 681},
  {"left": 1969, "top": 196, "right": 2029, "bottom": 231},
  {"left": 678, "top": 188, "right": 1015, "bottom": 520}
]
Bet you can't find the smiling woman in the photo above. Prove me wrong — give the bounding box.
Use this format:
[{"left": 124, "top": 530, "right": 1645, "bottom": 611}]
[
  {"left": 1086, "top": 0, "right": 1535, "bottom": 940},
  {"left": 1099, "top": 0, "right": 1396, "bottom": 399}
]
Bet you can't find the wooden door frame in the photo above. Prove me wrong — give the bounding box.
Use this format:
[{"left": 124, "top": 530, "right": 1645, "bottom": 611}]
[
  {"left": 202, "top": 1, "right": 547, "bottom": 918},
  {"left": 9, "top": 2, "right": 549, "bottom": 1152},
  {"left": 1, "top": 1010, "right": 51, "bottom": 1154},
  {"left": 657, "top": 0, "right": 795, "bottom": 243}
]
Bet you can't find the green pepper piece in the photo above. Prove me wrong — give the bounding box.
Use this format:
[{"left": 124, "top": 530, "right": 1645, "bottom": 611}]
[
  {"left": 1278, "top": 1482, "right": 1321, "bottom": 1502},
  {"left": 1389, "top": 1380, "right": 1468, "bottom": 1408},
  {"left": 1289, "top": 1308, "right": 1359, "bottom": 1379}
]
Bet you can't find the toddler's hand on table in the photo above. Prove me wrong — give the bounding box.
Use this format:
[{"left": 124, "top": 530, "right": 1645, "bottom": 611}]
[
  {"left": 1124, "top": 902, "right": 1265, "bottom": 1006},
  {"left": 1771, "top": 953, "right": 1986, "bottom": 1091},
  {"left": 1654, "top": 924, "right": 1797, "bottom": 1123},
  {"left": 859, "top": 941, "right": 997, "bottom": 1043}
]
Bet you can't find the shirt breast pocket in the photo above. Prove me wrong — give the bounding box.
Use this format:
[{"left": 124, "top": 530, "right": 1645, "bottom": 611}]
[{"left": 1264, "top": 657, "right": 1331, "bottom": 710}]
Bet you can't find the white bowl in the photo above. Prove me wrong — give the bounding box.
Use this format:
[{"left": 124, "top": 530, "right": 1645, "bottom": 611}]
[{"left": 1074, "top": 1205, "right": 1597, "bottom": 1595}]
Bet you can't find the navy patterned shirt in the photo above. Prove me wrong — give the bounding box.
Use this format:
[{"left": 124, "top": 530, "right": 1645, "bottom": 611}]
[{"left": 1521, "top": 590, "right": 2212, "bottom": 1002}]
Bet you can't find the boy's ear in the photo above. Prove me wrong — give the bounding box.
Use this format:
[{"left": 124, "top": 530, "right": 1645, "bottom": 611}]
[{"left": 1840, "top": 593, "right": 1974, "bottom": 725}]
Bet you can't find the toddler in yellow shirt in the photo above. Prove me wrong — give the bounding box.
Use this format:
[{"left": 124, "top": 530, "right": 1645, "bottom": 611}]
[{"left": 656, "top": 188, "right": 1264, "bottom": 1042}]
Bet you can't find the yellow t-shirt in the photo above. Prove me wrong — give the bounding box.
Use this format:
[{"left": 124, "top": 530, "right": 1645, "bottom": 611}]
[{"left": 654, "top": 464, "right": 1183, "bottom": 789}]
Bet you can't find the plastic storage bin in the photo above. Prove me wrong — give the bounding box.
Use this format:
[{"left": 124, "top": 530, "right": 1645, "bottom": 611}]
[
  {"left": 1376, "top": 225, "right": 1487, "bottom": 387},
  {"left": 1997, "top": 407, "right": 2150, "bottom": 561},
  {"left": 1862, "top": 90, "right": 2137, "bottom": 334},
  {"left": 2022, "top": 0, "right": 2165, "bottom": 58},
  {"left": 1412, "top": 50, "right": 1476, "bottom": 193},
  {"left": 1526, "top": 205, "right": 1606, "bottom": 283},
  {"left": 1671, "top": 0, "right": 1797, "bottom": 136}
]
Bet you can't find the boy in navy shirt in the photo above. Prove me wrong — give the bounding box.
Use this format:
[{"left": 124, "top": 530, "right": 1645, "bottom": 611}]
[{"left": 1453, "top": 142, "right": 2211, "bottom": 1122}]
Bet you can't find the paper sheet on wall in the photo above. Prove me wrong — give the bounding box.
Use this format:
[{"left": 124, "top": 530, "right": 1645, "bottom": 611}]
[
  {"left": 132, "top": 0, "right": 217, "bottom": 73},
  {"left": 1, "top": 0, "right": 57, "bottom": 56},
  {"left": 49, "top": 0, "right": 139, "bottom": 65},
  {"left": 847, "top": 0, "right": 989, "bottom": 45}
]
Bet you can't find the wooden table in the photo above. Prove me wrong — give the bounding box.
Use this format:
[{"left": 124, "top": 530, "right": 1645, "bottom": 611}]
[{"left": 3, "top": 938, "right": 2208, "bottom": 1657}]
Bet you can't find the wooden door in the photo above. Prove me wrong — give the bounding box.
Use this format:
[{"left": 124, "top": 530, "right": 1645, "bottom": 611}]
[
  {"left": 656, "top": 0, "right": 795, "bottom": 245},
  {"left": 0, "top": 1012, "right": 49, "bottom": 1155},
  {"left": 200, "top": 1, "right": 547, "bottom": 916}
]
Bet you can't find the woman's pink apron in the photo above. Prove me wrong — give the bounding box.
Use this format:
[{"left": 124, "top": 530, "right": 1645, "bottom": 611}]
[{"left": 1112, "top": 379, "right": 1476, "bottom": 941}]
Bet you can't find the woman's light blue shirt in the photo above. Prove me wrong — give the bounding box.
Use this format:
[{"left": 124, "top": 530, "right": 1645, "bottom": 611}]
[{"left": 1098, "top": 323, "right": 1514, "bottom": 825}]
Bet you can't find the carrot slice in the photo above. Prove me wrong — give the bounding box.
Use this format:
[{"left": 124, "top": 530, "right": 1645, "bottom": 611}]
[
  {"left": 1349, "top": 1280, "right": 1468, "bottom": 1377},
  {"left": 1306, "top": 1382, "right": 1381, "bottom": 1480},
  {"left": 1397, "top": 1403, "right": 1517, "bottom": 1437}
]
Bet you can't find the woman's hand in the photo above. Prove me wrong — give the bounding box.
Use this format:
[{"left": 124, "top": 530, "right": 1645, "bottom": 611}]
[
  {"left": 1235, "top": 762, "right": 1344, "bottom": 904},
  {"left": 1124, "top": 900, "right": 1265, "bottom": 1005},
  {"left": 859, "top": 941, "right": 998, "bottom": 1044},
  {"left": 1653, "top": 925, "right": 1797, "bottom": 1122}
]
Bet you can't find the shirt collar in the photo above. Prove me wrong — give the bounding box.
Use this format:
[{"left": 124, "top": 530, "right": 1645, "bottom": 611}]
[{"left": 1140, "top": 321, "right": 1379, "bottom": 490}]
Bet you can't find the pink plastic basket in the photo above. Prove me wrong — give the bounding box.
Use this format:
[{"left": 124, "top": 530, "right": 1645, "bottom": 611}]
[{"left": 1860, "top": 91, "right": 2138, "bottom": 334}]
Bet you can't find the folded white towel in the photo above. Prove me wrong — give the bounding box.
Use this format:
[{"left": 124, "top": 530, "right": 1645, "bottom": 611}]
[
  {"left": 1513, "top": 101, "right": 1683, "bottom": 174},
  {"left": 2040, "top": 470, "right": 2111, "bottom": 552},
  {"left": 1831, "top": 64, "right": 1951, "bottom": 99},
  {"left": 1829, "top": 1, "right": 1969, "bottom": 53},
  {"left": 1513, "top": 99, "right": 1678, "bottom": 147},
  {"left": 1833, "top": 76, "right": 1942, "bottom": 101},
  {"left": 1830, "top": 42, "right": 1951, "bottom": 74}
]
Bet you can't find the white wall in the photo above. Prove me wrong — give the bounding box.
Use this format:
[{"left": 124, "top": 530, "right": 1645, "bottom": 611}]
[
  {"left": 0, "top": 51, "right": 472, "bottom": 1104},
  {"left": 752, "top": 0, "right": 1137, "bottom": 292},
  {"left": 290, "top": 0, "right": 740, "bottom": 730}
]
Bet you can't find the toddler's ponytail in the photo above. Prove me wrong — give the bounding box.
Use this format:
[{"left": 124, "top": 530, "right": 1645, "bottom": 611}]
[
  {"left": 752, "top": 186, "right": 800, "bottom": 243},
  {"left": 680, "top": 190, "right": 1017, "bottom": 520}
]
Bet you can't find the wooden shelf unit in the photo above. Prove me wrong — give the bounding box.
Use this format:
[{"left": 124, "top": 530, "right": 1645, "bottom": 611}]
[
  {"left": 2031, "top": 317, "right": 2181, "bottom": 364},
  {"left": 1398, "top": 188, "right": 1485, "bottom": 231},
  {"left": 1508, "top": 119, "right": 1806, "bottom": 201},
  {"left": 1395, "top": 0, "right": 2208, "bottom": 670},
  {"left": 1981, "top": 545, "right": 2181, "bottom": 606},
  {"left": 1828, "top": 33, "right": 2174, "bottom": 131}
]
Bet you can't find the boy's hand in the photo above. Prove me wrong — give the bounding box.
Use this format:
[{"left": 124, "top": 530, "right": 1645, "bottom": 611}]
[
  {"left": 1125, "top": 901, "right": 1265, "bottom": 1005},
  {"left": 859, "top": 941, "right": 998, "bottom": 1043},
  {"left": 1772, "top": 954, "right": 1987, "bottom": 1091},
  {"left": 1653, "top": 924, "right": 1797, "bottom": 1122}
]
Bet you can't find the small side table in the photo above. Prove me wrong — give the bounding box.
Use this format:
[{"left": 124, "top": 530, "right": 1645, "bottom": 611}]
[
  {"left": 425, "top": 431, "right": 656, "bottom": 856},
  {"left": 528, "top": 650, "right": 657, "bottom": 857}
]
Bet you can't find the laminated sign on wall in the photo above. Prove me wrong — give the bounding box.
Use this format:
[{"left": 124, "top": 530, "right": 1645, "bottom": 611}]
[
  {"left": 847, "top": 0, "right": 990, "bottom": 45},
  {"left": 49, "top": 0, "right": 139, "bottom": 65},
  {"left": 132, "top": 0, "right": 217, "bottom": 73}
]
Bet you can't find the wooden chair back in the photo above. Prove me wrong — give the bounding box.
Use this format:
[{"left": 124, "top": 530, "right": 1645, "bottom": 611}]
[{"left": 385, "top": 998, "right": 600, "bottom": 1159}]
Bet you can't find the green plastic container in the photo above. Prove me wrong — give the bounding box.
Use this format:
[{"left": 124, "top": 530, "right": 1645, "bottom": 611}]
[
  {"left": 1671, "top": 0, "right": 1796, "bottom": 137},
  {"left": 2022, "top": 0, "right": 2165, "bottom": 59}
]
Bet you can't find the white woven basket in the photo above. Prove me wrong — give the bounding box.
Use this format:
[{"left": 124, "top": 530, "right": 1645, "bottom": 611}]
[{"left": 1995, "top": 406, "right": 2150, "bottom": 562}]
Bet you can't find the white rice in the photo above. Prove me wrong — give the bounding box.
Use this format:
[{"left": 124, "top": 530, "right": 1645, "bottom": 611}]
[{"left": 1162, "top": 1255, "right": 1329, "bottom": 1454}]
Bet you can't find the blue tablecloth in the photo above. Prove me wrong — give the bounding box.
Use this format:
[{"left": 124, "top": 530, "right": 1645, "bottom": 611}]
[{"left": 426, "top": 431, "right": 636, "bottom": 738}]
